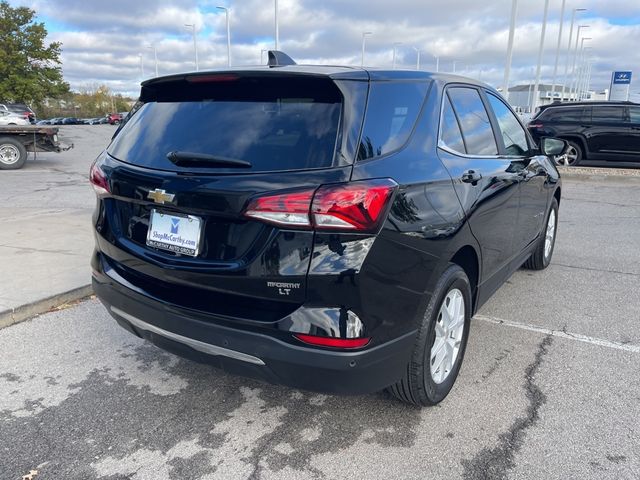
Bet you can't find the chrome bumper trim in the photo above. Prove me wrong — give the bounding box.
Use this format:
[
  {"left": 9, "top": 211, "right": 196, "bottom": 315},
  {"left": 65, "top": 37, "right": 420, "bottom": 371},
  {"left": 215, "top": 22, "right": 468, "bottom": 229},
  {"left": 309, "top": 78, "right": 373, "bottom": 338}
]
[{"left": 110, "top": 306, "right": 266, "bottom": 366}]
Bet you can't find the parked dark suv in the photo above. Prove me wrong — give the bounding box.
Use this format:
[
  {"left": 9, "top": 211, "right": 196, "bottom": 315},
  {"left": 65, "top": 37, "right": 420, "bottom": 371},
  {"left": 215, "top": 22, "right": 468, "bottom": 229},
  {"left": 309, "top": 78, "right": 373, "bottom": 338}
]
[
  {"left": 91, "top": 54, "right": 564, "bottom": 406},
  {"left": 528, "top": 101, "right": 640, "bottom": 166}
]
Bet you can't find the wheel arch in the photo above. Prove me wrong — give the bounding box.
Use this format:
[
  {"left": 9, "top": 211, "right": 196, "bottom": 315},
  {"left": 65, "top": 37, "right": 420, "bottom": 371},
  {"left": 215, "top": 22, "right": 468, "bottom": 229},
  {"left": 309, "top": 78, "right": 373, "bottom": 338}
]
[
  {"left": 449, "top": 245, "right": 480, "bottom": 314},
  {"left": 558, "top": 135, "right": 588, "bottom": 159},
  {"left": 553, "top": 186, "right": 561, "bottom": 207}
]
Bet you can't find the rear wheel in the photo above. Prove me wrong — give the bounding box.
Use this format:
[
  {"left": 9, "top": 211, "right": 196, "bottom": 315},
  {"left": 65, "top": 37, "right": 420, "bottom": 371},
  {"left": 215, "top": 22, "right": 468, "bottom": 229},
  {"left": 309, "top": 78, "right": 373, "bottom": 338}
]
[
  {"left": 387, "top": 264, "right": 472, "bottom": 406},
  {"left": 523, "top": 198, "right": 558, "bottom": 270},
  {"left": 0, "top": 137, "right": 27, "bottom": 170},
  {"left": 556, "top": 140, "right": 582, "bottom": 166}
]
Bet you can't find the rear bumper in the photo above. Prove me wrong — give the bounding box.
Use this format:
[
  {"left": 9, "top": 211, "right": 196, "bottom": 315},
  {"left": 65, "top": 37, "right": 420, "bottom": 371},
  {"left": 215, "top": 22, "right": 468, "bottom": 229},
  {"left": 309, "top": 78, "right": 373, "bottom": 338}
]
[{"left": 92, "top": 271, "right": 416, "bottom": 395}]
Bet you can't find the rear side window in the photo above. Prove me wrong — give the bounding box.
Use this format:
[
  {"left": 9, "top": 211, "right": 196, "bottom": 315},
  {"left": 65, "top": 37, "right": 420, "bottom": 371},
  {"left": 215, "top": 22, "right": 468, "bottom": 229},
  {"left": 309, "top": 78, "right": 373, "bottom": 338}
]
[
  {"left": 447, "top": 87, "right": 498, "bottom": 156},
  {"left": 540, "top": 107, "right": 584, "bottom": 122},
  {"left": 630, "top": 107, "right": 640, "bottom": 124},
  {"left": 592, "top": 106, "right": 625, "bottom": 123},
  {"left": 439, "top": 96, "right": 466, "bottom": 154},
  {"left": 357, "top": 81, "right": 428, "bottom": 161},
  {"left": 108, "top": 76, "right": 343, "bottom": 173},
  {"left": 486, "top": 93, "right": 529, "bottom": 156}
]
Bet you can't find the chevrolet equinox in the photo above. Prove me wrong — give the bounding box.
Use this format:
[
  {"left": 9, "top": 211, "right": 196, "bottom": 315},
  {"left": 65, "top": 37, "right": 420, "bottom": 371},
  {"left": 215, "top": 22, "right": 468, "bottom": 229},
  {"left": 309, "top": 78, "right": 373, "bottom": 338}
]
[{"left": 91, "top": 52, "right": 564, "bottom": 406}]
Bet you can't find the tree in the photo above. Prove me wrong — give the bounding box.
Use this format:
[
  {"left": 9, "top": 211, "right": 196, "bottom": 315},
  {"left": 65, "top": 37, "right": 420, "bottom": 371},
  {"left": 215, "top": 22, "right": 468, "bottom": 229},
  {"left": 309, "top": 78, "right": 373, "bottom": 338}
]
[{"left": 0, "top": 1, "right": 69, "bottom": 106}]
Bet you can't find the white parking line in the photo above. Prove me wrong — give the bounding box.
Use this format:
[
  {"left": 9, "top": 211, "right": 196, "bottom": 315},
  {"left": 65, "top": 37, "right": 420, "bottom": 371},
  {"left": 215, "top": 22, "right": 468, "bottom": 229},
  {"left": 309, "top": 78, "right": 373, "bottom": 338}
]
[{"left": 475, "top": 314, "right": 640, "bottom": 354}]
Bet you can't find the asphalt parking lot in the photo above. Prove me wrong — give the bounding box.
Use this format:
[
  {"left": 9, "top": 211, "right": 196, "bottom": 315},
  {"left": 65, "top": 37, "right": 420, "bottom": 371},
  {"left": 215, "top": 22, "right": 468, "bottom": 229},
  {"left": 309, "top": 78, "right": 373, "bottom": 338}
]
[{"left": 1, "top": 126, "right": 639, "bottom": 480}]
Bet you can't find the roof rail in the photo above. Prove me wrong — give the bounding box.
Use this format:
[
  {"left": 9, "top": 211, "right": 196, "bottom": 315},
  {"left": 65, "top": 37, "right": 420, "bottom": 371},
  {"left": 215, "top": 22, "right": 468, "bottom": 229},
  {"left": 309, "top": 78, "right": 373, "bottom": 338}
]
[{"left": 267, "top": 50, "right": 297, "bottom": 67}]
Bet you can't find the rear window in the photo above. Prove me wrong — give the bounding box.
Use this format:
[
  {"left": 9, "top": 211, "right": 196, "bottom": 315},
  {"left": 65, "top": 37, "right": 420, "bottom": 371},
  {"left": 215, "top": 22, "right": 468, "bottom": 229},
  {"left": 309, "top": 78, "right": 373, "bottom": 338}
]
[
  {"left": 592, "top": 106, "right": 625, "bottom": 123},
  {"left": 108, "top": 76, "right": 343, "bottom": 173},
  {"left": 539, "top": 107, "right": 585, "bottom": 122}
]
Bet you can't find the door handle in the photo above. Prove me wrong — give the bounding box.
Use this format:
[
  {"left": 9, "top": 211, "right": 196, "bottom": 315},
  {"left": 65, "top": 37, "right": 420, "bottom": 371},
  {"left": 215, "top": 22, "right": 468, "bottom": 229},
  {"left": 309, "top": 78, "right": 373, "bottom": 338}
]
[{"left": 461, "top": 170, "right": 482, "bottom": 185}]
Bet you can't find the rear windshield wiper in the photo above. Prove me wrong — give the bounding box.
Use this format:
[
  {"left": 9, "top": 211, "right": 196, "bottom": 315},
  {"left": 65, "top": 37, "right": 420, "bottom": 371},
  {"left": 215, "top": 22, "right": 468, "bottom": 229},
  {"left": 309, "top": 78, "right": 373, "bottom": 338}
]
[{"left": 167, "top": 151, "right": 252, "bottom": 168}]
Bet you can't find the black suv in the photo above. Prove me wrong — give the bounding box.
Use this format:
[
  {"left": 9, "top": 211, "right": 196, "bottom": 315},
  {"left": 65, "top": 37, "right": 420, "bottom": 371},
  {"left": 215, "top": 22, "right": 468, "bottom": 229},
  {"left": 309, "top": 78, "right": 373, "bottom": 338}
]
[
  {"left": 528, "top": 101, "right": 640, "bottom": 166},
  {"left": 91, "top": 55, "right": 564, "bottom": 406}
]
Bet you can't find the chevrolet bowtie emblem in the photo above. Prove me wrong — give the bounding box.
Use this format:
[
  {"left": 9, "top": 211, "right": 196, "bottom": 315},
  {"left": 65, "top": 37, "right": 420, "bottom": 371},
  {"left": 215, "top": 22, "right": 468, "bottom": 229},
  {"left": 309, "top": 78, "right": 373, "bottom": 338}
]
[{"left": 147, "top": 188, "right": 175, "bottom": 204}]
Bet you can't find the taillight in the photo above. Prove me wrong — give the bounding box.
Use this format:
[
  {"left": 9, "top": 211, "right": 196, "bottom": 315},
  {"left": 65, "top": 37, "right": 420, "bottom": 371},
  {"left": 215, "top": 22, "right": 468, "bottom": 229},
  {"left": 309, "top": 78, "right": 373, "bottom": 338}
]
[
  {"left": 294, "top": 333, "right": 371, "bottom": 349},
  {"left": 89, "top": 158, "right": 110, "bottom": 197},
  {"left": 244, "top": 189, "right": 315, "bottom": 228},
  {"left": 243, "top": 179, "right": 397, "bottom": 232}
]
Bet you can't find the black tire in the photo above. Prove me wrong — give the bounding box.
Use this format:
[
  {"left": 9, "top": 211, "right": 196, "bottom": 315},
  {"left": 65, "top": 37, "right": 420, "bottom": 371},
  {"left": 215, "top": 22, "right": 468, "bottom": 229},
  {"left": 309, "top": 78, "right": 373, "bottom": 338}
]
[
  {"left": 113, "top": 120, "right": 120, "bottom": 125},
  {"left": 0, "top": 136, "right": 27, "bottom": 170},
  {"left": 387, "top": 264, "right": 472, "bottom": 406},
  {"left": 523, "top": 198, "right": 559, "bottom": 270},
  {"left": 557, "top": 140, "right": 582, "bottom": 166}
]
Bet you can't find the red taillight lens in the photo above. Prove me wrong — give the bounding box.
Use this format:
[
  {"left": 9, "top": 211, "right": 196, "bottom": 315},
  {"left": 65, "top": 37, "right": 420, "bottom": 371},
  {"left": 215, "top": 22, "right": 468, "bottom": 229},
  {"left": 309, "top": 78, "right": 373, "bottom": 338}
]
[
  {"left": 89, "top": 159, "right": 110, "bottom": 197},
  {"left": 243, "top": 179, "right": 397, "bottom": 232},
  {"left": 294, "top": 333, "right": 371, "bottom": 349},
  {"left": 312, "top": 179, "right": 397, "bottom": 232},
  {"left": 244, "top": 189, "right": 315, "bottom": 228}
]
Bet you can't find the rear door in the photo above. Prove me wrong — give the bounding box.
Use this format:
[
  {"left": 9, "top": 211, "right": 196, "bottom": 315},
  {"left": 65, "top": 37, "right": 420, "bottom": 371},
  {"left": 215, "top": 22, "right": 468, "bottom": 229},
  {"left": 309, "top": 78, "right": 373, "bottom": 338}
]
[
  {"left": 437, "top": 86, "right": 522, "bottom": 292},
  {"left": 625, "top": 106, "right": 640, "bottom": 156},
  {"left": 587, "top": 105, "right": 631, "bottom": 159},
  {"left": 98, "top": 73, "right": 367, "bottom": 319}
]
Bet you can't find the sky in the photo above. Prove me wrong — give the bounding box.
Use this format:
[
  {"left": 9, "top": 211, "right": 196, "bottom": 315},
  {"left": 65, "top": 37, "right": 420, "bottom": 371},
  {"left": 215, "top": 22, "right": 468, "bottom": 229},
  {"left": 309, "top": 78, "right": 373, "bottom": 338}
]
[{"left": 7, "top": 0, "right": 640, "bottom": 101}]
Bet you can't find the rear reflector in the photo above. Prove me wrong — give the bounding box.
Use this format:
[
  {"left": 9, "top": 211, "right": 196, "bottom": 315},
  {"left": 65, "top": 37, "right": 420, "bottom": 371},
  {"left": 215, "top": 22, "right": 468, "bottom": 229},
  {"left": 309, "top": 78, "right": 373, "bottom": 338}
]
[
  {"left": 89, "top": 159, "right": 110, "bottom": 197},
  {"left": 244, "top": 179, "right": 397, "bottom": 232},
  {"left": 294, "top": 333, "right": 371, "bottom": 349}
]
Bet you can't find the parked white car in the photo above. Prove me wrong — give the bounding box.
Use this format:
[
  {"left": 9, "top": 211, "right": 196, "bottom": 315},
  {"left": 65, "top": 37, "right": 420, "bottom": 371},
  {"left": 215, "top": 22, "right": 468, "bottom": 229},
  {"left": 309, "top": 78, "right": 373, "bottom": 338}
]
[{"left": 0, "top": 111, "right": 30, "bottom": 126}]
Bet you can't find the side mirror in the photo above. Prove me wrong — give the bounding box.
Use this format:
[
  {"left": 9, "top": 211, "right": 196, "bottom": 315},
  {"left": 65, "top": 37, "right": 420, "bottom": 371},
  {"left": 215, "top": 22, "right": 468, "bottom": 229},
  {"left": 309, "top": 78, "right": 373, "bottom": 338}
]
[{"left": 540, "top": 137, "right": 567, "bottom": 157}]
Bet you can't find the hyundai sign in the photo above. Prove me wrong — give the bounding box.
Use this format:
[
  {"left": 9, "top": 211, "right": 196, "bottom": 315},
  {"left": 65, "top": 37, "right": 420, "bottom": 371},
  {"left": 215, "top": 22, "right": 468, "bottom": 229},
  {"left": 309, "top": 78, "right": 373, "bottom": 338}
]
[{"left": 609, "top": 71, "right": 632, "bottom": 101}]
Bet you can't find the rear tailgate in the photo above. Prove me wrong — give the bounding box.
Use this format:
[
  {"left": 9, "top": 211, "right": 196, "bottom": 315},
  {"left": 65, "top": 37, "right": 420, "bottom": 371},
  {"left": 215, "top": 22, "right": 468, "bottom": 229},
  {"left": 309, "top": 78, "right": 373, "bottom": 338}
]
[{"left": 95, "top": 71, "right": 367, "bottom": 321}]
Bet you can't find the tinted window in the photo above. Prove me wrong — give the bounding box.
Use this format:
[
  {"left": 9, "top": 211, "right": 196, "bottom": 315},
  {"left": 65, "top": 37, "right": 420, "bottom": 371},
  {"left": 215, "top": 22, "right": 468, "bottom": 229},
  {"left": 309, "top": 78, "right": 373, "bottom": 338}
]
[
  {"left": 447, "top": 88, "right": 498, "bottom": 156},
  {"left": 592, "top": 106, "right": 625, "bottom": 122},
  {"left": 357, "top": 81, "right": 429, "bottom": 160},
  {"left": 439, "top": 96, "right": 466, "bottom": 153},
  {"left": 630, "top": 107, "right": 640, "bottom": 124},
  {"left": 541, "top": 107, "right": 584, "bottom": 122},
  {"left": 486, "top": 93, "right": 529, "bottom": 156},
  {"left": 108, "top": 76, "right": 342, "bottom": 173}
]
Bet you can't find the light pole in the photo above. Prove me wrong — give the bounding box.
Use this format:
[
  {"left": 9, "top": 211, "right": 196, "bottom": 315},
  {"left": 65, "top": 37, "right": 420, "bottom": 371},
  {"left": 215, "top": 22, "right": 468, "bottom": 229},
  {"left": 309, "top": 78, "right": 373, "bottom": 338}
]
[
  {"left": 217, "top": 6, "right": 231, "bottom": 67},
  {"left": 184, "top": 23, "right": 199, "bottom": 71},
  {"left": 452, "top": 60, "right": 457, "bottom": 73},
  {"left": 576, "top": 44, "right": 592, "bottom": 100},
  {"left": 531, "top": 0, "right": 550, "bottom": 112},
  {"left": 569, "top": 27, "right": 590, "bottom": 100},
  {"left": 434, "top": 55, "right": 439, "bottom": 72},
  {"left": 503, "top": 0, "right": 518, "bottom": 101},
  {"left": 392, "top": 42, "right": 402, "bottom": 69},
  {"left": 261, "top": 49, "right": 268, "bottom": 65},
  {"left": 147, "top": 44, "right": 158, "bottom": 77},
  {"left": 138, "top": 53, "right": 144, "bottom": 80},
  {"left": 550, "top": 0, "right": 566, "bottom": 98},
  {"left": 413, "top": 47, "right": 421, "bottom": 70},
  {"left": 562, "top": 8, "right": 586, "bottom": 100},
  {"left": 274, "top": 0, "right": 279, "bottom": 50},
  {"left": 361, "top": 32, "right": 372, "bottom": 67}
]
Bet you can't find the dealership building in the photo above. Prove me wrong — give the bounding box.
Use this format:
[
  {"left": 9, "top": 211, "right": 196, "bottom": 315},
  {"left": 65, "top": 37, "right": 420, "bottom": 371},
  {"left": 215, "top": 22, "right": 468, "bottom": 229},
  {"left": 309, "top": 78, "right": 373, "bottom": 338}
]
[{"left": 506, "top": 83, "right": 608, "bottom": 113}]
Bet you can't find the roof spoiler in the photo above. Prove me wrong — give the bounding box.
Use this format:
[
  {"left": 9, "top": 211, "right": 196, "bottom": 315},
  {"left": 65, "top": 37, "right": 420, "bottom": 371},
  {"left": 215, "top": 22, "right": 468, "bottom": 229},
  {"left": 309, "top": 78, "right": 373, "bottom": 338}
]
[{"left": 267, "top": 50, "right": 297, "bottom": 67}]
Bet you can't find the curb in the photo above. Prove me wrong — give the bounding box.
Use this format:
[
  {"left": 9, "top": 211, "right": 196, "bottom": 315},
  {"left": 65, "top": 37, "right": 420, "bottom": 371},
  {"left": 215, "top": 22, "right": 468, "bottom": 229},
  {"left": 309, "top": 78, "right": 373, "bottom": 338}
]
[
  {"left": 0, "top": 285, "right": 93, "bottom": 330},
  {"left": 557, "top": 166, "right": 640, "bottom": 180}
]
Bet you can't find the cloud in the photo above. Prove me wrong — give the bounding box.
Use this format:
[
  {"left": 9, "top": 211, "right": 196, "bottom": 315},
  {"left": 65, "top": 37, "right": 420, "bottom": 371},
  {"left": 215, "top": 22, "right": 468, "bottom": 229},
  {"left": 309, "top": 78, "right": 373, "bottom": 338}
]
[{"left": 7, "top": 0, "right": 640, "bottom": 101}]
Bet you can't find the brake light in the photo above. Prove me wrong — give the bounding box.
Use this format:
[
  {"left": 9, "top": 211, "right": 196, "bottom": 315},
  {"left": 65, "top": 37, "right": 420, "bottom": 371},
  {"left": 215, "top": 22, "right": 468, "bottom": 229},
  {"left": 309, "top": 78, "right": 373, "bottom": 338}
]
[
  {"left": 89, "top": 159, "right": 110, "bottom": 197},
  {"left": 294, "top": 333, "right": 371, "bottom": 349},
  {"left": 244, "top": 189, "right": 315, "bottom": 228},
  {"left": 243, "top": 179, "right": 397, "bottom": 232},
  {"left": 187, "top": 74, "right": 239, "bottom": 83}
]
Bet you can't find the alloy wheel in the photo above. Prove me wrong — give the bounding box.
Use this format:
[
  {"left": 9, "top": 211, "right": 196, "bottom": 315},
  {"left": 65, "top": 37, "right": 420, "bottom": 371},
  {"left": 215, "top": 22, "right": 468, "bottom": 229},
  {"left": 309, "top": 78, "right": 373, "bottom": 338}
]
[{"left": 430, "top": 288, "right": 465, "bottom": 384}]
